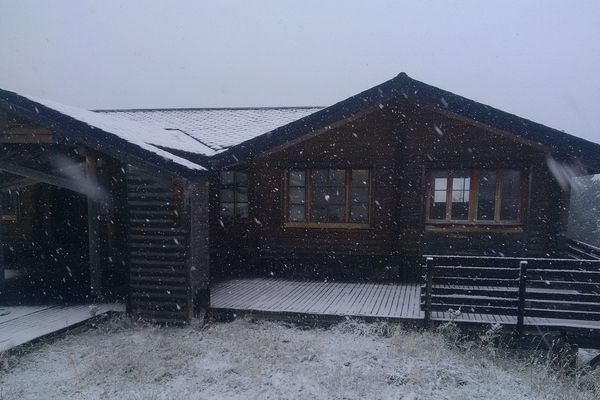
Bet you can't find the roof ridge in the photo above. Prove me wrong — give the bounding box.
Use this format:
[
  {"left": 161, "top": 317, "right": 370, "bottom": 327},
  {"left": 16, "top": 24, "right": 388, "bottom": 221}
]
[{"left": 93, "top": 106, "right": 323, "bottom": 113}]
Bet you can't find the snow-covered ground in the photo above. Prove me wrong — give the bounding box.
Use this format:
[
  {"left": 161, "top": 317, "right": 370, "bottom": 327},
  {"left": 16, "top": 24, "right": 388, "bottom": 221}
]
[{"left": 1, "top": 317, "right": 598, "bottom": 400}]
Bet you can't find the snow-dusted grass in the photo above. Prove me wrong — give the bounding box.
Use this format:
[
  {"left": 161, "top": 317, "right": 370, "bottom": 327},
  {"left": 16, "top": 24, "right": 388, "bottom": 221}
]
[{"left": 0, "top": 317, "right": 598, "bottom": 400}]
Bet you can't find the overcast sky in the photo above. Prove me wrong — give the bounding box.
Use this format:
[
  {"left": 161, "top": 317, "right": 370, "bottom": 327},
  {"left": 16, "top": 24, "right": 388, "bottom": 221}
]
[{"left": 0, "top": 0, "right": 599, "bottom": 143}]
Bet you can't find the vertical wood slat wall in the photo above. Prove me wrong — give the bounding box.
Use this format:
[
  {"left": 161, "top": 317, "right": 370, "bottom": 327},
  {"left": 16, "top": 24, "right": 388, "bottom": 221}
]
[{"left": 126, "top": 166, "right": 190, "bottom": 323}]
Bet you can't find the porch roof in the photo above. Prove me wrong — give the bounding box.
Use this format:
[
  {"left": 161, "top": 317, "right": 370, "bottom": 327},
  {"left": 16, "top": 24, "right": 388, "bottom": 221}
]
[{"left": 0, "top": 89, "right": 206, "bottom": 175}]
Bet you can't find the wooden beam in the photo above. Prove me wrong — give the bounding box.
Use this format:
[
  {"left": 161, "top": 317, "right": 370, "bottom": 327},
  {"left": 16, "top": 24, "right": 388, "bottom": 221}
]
[
  {"left": 0, "top": 126, "right": 54, "bottom": 143},
  {"left": 86, "top": 154, "right": 102, "bottom": 298},
  {"left": 0, "top": 162, "right": 87, "bottom": 195},
  {"left": 0, "top": 224, "right": 4, "bottom": 293},
  {"left": 0, "top": 176, "right": 37, "bottom": 191},
  {"left": 185, "top": 181, "right": 210, "bottom": 318}
]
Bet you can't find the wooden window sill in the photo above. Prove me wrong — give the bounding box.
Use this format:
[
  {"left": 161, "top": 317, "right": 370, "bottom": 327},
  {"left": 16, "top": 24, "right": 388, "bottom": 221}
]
[
  {"left": 425, "top": 223, "right": 523, "bottom": 233},
  {"left": 284, "top": 222, "right": 371, "bottom": 230}
]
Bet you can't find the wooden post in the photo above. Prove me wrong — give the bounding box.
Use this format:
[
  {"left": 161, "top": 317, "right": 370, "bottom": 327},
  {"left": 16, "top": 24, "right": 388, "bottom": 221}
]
[
  {"left": 86, "top": 155, "right": 102, "bottom": 299},
  {"left": 185, "top": 181, "right": 211, "bottom": 320},
  {"left": 516, "top": 260, "right": 528, "bottom": 335},
  {"left": 424, "top": 257, "right": 434, "bottom": 329},
  {"left": 0, "top": 222, "right": 4, "bottom": 294}
]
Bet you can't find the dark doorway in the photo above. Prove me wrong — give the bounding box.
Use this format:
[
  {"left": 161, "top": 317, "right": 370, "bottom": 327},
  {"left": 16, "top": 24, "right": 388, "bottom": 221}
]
[{"left": 1, "top": 183, "right": 91, "bottom": 304}]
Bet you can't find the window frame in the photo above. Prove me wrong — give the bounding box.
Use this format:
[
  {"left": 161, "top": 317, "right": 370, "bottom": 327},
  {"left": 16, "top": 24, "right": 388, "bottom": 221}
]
[
  {"left": 284, "top": 168, "right": 372, "bottom": 229},
  {"left": 425, "top": 168, "right": 526, "bottom": 227},
  {"left": 218, "top": 170, "right": 250, "bottom": 222}
]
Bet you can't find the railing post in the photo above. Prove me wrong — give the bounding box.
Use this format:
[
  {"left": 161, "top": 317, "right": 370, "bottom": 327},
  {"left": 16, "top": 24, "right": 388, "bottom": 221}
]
[
  {"left": 516, "top": 260, "right": 528, "bottom": 336},
  {"left": 424, "top": 257, "right": 433, "bottom": 329}
]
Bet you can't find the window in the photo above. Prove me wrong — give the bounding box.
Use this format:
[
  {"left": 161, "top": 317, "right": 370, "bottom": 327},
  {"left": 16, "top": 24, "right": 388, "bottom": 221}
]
[
  {"left": 286, "top": 169, "right": 370, "bottom": 225},
  {"left": 219, "top": 171, "right": 248, "bottom": 219},
  {"left": 428, "top": 169, "right": 523, "bottom": 224},
  {"left": 0, "top": 190, "right": 19, "bottom": 221}
]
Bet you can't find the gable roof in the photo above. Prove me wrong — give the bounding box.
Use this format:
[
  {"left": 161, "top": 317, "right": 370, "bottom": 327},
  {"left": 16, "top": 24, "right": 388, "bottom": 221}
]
[
  {"left": 3, "top": 73, "right": 599, "bottom": 175},
  {"left": 214, "top": 73, "right": 600, "bottom": 172}
]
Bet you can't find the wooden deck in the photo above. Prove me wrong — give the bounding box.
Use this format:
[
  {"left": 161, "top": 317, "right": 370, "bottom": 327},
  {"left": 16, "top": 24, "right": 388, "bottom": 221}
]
[
  {"left": 210, "top": 279, "right": 600, "bottom": 332},
  {"left": 211, "top": 279, "right": 422, "bottom": 321},
  {"left": 0, "top": 303, "right": 125, "bottom": 352}
]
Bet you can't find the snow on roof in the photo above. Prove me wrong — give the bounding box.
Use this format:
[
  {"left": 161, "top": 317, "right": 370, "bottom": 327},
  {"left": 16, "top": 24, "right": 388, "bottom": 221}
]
[
  {"left": 95, "top": 107, "right": 323, "bottom": 156},
  {"left": 15, "top": 94, "right": 321, "bottom": 170},
  {"left": 21, "top": 95, "right": 207, "bottom": 171}
]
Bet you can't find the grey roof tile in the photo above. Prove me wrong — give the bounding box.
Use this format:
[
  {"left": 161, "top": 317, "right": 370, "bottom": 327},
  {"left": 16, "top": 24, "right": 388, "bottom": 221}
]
[{"left": 95, "top": 107, "right": 323, "bottom": 156}]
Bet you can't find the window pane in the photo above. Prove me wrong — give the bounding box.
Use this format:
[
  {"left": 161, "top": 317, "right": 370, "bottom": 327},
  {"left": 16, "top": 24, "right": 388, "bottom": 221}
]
[
  {"left": 351, "top": 204, "right": 369, "bottom": 223},
  {"left": 220, "top": 189, "right": 234, "bottom": 202},
  {"left": 289, "top": 204, "right": 306, "bottom": 222},
  {"left": 352, "top": 170, "right": 369, "bottom": 187},
  {"left": 221, "top": 203, "right": 234, "bottom": 217},
  {"left": 220, "top": 171, "right": 249, "bottom": 220},
  {"left": 434, "top": 177, "right": 447, "bottom": 191},
  {"left": 327, "top": 205, "right": 345, "bottom": 222},
  {"left": 329, "top": 169, "right": 346, "bottom": 185},
  {"left": 312, "top": 187, "right": 328, "bottom": 205},
  {"left": 477, "top": 171, "right": 496, "bottom": 221},
  {"left": 220, "top": 171, "right": 234, "bottom": 185},
  {"left": 330, "top": 188, "right": 345, "bottom": 204},
  {"left": 500, "top": 170, "right": 520, "bottom": 221},
  {"left": 433, "top": 189, "right": 447, "bottom": 203},
  {"left": 312, "top": 169, "right": 328, "bottom": 186},
  {"left": 451, "top": 174, "right": 470, "bottom": 220},
  {"left": 289, "top": 170, "right": 305, "bottom": 186},
  {"left": 311, "top": 207, "right": 327, "bottom": 223},
  {"left": 235, "top": 203, "right": 248, "bottom": 218},
  {"left": 289, "top": 187, "right": 305, "bottom": 204},
  {"left": 289, "top": 170, "right": 306, "bottom": 222},
  {"left": 313, "top": 187, "right": 344, "bottom": 205},
  {"left": 235, "top": 187, "right": 248, "bottom": 203},
  {"left": 430, "top": 173, "right": 448, "bottom": 220},
  {"left": 235, "top": 172, "right": 248, "bottom": 186},
  {"left": 352, "top": 187, "right": 369, "bottom": 204}
]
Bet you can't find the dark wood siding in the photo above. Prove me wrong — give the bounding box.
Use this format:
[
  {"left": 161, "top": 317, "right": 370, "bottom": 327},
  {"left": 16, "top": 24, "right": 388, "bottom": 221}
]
[
  {"left": 126, "top": 166, "right": 190, "bottom": 323},
  {"left": 211, "top": 99, "right": 570, "bottom": 282}
]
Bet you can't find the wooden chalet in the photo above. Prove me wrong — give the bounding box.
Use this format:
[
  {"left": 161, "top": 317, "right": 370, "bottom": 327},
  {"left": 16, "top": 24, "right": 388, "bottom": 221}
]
[{"left": 1, "top": 72, "right": 600, "bottom": 330}]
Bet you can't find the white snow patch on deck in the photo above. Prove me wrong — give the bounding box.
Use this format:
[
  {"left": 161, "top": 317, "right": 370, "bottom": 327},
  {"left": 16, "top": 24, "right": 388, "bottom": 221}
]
[{"left": 0, "top": 303, "right": 125, "bottom": 352}]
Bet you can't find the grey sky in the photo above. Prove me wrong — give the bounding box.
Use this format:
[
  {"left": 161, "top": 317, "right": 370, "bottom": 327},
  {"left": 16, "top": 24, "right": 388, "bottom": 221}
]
[{"left": 1, "top": 0, "right": 599, "bottom": 143}]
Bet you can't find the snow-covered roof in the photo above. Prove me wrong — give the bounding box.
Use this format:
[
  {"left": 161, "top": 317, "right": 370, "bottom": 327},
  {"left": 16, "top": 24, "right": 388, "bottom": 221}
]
[
  {"left": 95, "top": 107, "right": 323, "bottom": 156},
  {"left": 4, "top": 94, "right": 207, "bottom": 171},
  {"left": 1, "top": 88, "right": 322, "bottom": 172}
]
